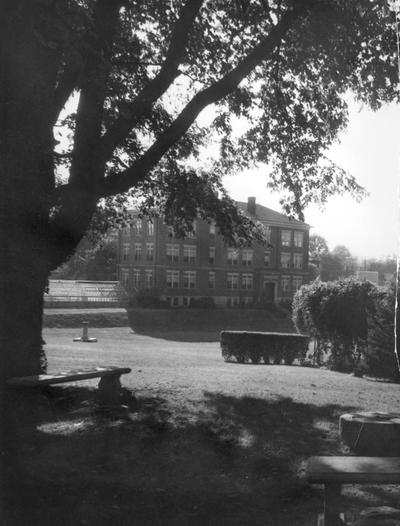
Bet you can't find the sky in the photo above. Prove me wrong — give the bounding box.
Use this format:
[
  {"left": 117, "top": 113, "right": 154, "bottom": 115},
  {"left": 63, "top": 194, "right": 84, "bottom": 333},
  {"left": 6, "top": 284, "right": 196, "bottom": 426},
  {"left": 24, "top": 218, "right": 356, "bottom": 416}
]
[{"left": 222, "top": 101, "right": 400, "bottom": 261}]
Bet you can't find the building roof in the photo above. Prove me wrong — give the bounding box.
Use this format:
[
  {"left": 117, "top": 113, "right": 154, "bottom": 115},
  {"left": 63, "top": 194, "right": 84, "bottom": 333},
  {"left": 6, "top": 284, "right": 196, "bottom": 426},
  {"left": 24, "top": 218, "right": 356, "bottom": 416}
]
[{"left": 236, "top": 200, "right": 309, "bottom": 228}]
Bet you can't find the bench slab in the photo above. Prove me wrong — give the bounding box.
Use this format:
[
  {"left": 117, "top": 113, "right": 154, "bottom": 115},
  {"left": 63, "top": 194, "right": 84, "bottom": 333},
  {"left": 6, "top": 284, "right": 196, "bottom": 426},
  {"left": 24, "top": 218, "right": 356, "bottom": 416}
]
[
  {"left": 7, "top": 366, "right": 132, "bottom": 387},
  {"left": 306, "top": 456, "right": 400, "bottom": 485}
]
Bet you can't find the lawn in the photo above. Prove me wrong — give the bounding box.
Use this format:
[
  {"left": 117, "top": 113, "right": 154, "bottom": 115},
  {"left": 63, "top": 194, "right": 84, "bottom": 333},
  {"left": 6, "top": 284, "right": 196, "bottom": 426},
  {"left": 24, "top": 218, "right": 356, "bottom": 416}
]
[{"left": 3, "top": 327, "right": 400, "bottom": 526}]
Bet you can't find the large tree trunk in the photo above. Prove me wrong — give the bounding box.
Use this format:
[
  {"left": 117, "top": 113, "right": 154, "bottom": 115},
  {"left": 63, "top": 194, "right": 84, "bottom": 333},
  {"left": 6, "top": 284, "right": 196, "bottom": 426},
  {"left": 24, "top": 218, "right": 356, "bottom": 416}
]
[{"left": 0, "top": 1, "right": 60, "bottom": 381}]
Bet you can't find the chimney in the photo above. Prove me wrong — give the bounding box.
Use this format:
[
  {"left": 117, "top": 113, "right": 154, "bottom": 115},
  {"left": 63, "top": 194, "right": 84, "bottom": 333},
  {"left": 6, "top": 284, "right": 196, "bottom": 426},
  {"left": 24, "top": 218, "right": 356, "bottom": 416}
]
[{"left": 247, "top": 196, "right": 256, "bottom": 216}]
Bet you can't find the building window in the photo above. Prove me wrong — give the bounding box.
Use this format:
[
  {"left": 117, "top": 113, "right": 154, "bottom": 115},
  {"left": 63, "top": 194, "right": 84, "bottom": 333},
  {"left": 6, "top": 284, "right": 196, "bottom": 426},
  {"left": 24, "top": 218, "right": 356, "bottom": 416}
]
[
  {"left": 166, "top": 244, "right": 179, "bottom": 263},
  {"left": 293, "top": 253, "right": 303, "bottom": 269},
  {"left": 262, "top": 223, "right": 271, "bottom": 244},
  {"left": 183, "top": 270, "right": 196, "bottom": 289},
  {"left": 264, "top": 251, "right": 271, "bottom": 267},
  {"left": 280, "top": 252, "right": 291, "bottom": 268},
  {"left": 166, "top": 270, "right": 180, "bottom": 288},
  {"left": 209, "top": 222, "right": 216, "bottom": 238},
  {"left": 121, "top": 268, "right": 129, "bottom": 287},
  {"left": 209, "top": 246, "right": 215, "bottom": 264},
  {"left": 281, "top": 276, "right": 291, "bottom": 293},
  {"left": 208, "top": 271, "right": 215, "bottom": 289},
  {"left": 122, "top": 243, "right": 130, "bottom": 261},
  {"left": 183, "top": 245, "right": 196, "bottom": 264},
  {"left": 182, "top": 296, "right": 190, "bottom": 307},
  {"left": 227, "top": 273, "right": 239, "bottom": 290},
  {"left": 133, "top": 269, "right": 140, "bottom": 289},
  {"left": 293, "top": 277, "right": 303, "bottom": 291},
  {"left": 242, "top": 273, "right": 253, "bottom": 290},
  {"left": 134, "top": 243, "right": 142, "bottom": 261},
  {"left": 242, "top": 249, "right": 253, "bottom": 266},
  {"left": 227, "top": 248, "right": 239, "bottom": 265},
  {"left": 187, "top": 221, "right": 197, "bottom": 239},
  {"left": 146, "top": 243, "right": 154, "bottom": 262},
  {"left": 227, "top": 296, "right": 239, "bottom": 307},
  {"left": 135, "top": 219, "right": 142, "bottom": 236},
  {"left": 294, "top": 231, "right": 304, "bottom": 248},
  {"left": 144, "top": 270, "right": 153, "bottom": 289},
  {"left": 281, "top": 230, "right": 291, "bottom": 247},
  {"left": 147, "top": 221, "right": 154, "bottom": 236}
]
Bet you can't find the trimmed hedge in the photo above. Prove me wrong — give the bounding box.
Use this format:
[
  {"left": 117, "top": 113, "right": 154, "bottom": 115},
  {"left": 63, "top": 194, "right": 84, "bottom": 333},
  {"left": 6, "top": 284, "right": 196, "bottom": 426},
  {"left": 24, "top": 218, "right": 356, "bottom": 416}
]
[{"left": 220, "top": 331, "right": 309, "bottom": 365}]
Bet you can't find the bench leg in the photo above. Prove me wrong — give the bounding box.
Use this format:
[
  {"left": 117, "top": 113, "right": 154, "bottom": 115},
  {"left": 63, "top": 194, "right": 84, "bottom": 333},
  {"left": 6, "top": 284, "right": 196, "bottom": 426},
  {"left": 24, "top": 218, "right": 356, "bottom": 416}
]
[
  {"left": 324, "top": 483, "right": 344, "bottom": 526},
  {"left": 97, "top": 375, "right": 122, "bottom": 405}
]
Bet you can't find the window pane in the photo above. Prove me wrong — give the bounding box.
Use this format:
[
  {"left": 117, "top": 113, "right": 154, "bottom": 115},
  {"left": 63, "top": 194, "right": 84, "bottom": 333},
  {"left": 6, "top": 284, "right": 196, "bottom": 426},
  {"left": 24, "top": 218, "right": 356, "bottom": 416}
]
[
  {"left": 280, "top": 252, "right": 291, "bottom": 268},
  {"left": 281, "top": 230, "right": 291, "bottom": 246},
  {"left": 294, "top": 231, "right": 304, "bottom": 247}
]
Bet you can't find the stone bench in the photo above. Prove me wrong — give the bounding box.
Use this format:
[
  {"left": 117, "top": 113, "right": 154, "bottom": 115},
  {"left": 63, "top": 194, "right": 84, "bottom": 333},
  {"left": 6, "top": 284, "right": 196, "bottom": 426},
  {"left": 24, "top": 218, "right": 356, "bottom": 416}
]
[
  {"left": 306, "top": 456, "right": 400, "bottom": 526},
  {"left": 7, "top": 366, "right": 132, "bottom": 404}
]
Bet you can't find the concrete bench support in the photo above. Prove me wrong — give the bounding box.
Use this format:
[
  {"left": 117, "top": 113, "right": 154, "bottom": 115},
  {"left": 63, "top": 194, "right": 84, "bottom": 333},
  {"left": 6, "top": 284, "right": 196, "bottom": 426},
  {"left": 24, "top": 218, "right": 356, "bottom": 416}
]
[{"left": 306, "top": 456, "right": 400, "bottom": 526}]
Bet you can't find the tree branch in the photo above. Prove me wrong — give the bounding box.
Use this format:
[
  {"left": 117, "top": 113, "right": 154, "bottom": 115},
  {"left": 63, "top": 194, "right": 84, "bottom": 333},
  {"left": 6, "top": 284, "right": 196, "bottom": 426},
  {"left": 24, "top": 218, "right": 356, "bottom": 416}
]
[
  {"left": 99, "top": 0, "right": 204, "bottom": 163},
  {"left": 69, "top": 0, "right": 122, "bottom": 188},
  {"left": 95, "top": 0, "right": 314, "bottom": 197},
  {"left": 47, "top": 0, "right": 122, "bottom": 267}
]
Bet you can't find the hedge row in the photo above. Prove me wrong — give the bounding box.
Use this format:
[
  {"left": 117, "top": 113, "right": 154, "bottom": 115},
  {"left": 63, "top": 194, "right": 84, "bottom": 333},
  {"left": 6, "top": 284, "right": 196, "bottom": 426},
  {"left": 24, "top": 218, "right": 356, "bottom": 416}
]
[{"left": 220, "top": 331, "right": 309, "bottom": 365}]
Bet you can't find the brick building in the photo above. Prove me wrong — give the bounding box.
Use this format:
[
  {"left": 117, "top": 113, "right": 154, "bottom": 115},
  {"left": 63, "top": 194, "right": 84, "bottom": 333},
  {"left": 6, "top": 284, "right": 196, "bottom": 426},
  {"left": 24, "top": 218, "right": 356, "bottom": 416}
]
[{"left": 117, "top": 197, "right": 310, "bottom": 307}]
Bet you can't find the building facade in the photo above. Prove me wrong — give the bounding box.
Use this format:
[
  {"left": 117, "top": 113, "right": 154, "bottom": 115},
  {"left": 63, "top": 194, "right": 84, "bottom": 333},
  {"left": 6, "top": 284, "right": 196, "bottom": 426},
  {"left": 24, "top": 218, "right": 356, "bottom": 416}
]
[{"left": 117, "top": 197, "right": 310, "bottom": 307}]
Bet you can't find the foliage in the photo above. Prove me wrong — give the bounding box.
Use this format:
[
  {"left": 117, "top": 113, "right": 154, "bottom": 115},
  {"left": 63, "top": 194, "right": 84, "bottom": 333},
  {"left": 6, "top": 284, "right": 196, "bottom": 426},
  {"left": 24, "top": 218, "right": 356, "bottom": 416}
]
[
  {"left": 52, "top": 237, "right": 118, "bottom": 281},
  {"left": 189, "top": 297, "right": 216, "bottom": 309},
  {"left": 309, "top": 234, "right": 329, "bottom": 261},
  {"left": 129, "top": 289, "right": 169, "bottom": 308},
  {"left": 292, "top": 278, "right": 378, "bottom": 372},
  {"left": 220, "top": 331, "right": 308, "bottom": 365},
  {"left": 309, "top": 240, "right": 357, "bottom": 282},
  {"left": 364, "top": 279, "right": 400, "bottom": 382},
  {"left": 6, "top": 0, "right": 397, "bottom": 261}
]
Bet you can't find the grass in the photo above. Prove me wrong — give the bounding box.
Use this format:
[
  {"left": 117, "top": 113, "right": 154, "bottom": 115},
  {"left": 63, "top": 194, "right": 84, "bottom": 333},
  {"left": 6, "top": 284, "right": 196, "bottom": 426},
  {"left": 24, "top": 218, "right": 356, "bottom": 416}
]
[{"left": 2, "top": 328, "right": 400, "bottom": 526}]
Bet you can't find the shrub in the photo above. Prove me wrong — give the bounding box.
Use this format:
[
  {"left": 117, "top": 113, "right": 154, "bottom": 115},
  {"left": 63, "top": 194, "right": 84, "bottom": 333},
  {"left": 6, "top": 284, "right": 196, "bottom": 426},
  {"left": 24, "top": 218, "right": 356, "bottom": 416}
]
[
  {"left": 189, "top": 297, "right": 216, "bottom": 309},
  {"left": 364, "top": 280, "right": 400, "bottom": 382},
  {"left": 292, "top": 278, "right": 378, "bottom": 372},
  {"left": 129, "top": 290, "right": 168, "bottom": 308},
  {"left": 220, "top": 331, "right": 308, "bottom": 365}
]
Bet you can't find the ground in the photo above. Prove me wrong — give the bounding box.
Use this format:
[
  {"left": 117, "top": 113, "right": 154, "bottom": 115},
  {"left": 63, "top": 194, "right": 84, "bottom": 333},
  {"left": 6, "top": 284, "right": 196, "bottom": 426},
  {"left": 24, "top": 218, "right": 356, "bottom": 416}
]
[{"left": 3, "top": 327, "right": 400, "bottom": 526}]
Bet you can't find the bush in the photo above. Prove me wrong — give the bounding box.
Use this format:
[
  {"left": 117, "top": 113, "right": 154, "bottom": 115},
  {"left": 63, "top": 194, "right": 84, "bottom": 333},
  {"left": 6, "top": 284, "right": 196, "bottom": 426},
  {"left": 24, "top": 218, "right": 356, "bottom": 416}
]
[
  {"left": 129, "top": 290, "right": 168, "bottom": 308},
  {"left": 189, "top": 297, "right": 216, "bottom": 309},
  {"left": 364, "top": 280, "right": 400, "bottom": 382},
  {"left": 220, "top": 331, "right": 309, "bottom": 365},
  {"left": 292, "top": 278, "right": 378, "bottom": 373}
]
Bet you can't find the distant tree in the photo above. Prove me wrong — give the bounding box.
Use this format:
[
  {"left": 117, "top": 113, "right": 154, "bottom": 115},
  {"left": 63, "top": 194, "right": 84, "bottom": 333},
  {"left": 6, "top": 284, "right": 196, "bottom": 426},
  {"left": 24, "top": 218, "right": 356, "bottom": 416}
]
[
  {"left": 332, "top": 245, "right": 357, "bottom": 276},
  {"left": 1, "top": 0, "right": 398, "bottom": 379},
  {"left": 319, "top": 252, "right": 344, "bottom": 282},
  {"left": 316, "top": 244, "right": 356, "bottom": 281},
  {"left": 309, "top": 234, "right": 329, "bottom": 261},
  {"left": 308, "top": 233, "right": 329, "bottom": 280}
]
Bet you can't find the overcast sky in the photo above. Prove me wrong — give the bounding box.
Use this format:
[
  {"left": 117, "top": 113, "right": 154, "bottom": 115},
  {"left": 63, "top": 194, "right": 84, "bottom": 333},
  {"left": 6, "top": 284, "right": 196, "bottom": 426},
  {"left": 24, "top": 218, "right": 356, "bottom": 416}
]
[{"left": 223, "top": 100, "right": 400, "bottom": 261}]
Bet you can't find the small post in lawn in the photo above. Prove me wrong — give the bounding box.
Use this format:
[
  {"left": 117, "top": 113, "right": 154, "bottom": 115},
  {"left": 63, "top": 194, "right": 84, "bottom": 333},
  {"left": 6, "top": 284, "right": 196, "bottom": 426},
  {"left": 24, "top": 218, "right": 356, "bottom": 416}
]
[{"left": 73, "top": 321, "right": 98, "bottom": 343}]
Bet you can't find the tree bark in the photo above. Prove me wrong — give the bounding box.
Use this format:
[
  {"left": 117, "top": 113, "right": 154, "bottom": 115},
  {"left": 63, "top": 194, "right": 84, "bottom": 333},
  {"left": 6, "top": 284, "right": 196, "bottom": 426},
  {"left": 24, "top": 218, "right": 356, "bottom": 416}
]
[{"left": 0, "top": 1, "right": 59, "bottom": 380}]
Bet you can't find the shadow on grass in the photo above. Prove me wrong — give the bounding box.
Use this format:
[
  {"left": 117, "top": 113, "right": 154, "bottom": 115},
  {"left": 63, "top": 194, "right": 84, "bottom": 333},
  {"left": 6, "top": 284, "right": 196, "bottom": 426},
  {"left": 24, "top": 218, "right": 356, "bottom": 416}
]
[
  {"left": 131, "top": 329, "right": 221, "bottom": 342},
  {"left": 2, "top": 386, "right": 395, "bottom": 526}
]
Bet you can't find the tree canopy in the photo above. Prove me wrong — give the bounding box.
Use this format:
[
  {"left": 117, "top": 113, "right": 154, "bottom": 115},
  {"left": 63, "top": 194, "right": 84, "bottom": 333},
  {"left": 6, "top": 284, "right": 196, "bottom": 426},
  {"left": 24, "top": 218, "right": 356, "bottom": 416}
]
[{"left": 4, "top": 0, "right": 397, "bottom": 267}]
